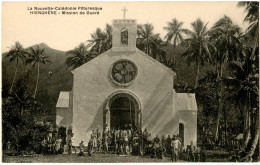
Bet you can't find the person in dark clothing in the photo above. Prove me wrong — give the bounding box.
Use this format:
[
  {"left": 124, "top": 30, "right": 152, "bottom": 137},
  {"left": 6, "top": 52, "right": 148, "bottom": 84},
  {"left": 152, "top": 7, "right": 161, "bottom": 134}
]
[
  {"left": 154, "top": 135, "right": 160, "bottom": 149},
  {"left": 117, "top": 130, "right": 124, "bottom": 155},
  {"left": 40, "top": 138, "right": 47, "bottom": 155},
  {"left": 157, "top": 144, "right": 166, "bottom": 159},
  {"left": 166, "top": 135, "right": 172, "bottom": 155},
  {"left": 78, "top": 141, "right": 85, "bottom": 156},
  {"left": 200, "top": 148, "right": 207, "bottom": 162},
  {"left": 103, "top": 132, "right": 108, "bottom": 154},
  {"left": 88, "top": 138, "right": 94, "bottom": 156}
]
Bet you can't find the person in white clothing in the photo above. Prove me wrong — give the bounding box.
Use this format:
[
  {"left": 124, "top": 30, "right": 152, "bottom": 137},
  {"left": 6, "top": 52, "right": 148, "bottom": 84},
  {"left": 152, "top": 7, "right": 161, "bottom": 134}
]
[
  {"left": 70, "top": 133, "right": 77, "bottom": 155},
  {"left": 170, "top": 137, "right": 181, "bottom": 162}
]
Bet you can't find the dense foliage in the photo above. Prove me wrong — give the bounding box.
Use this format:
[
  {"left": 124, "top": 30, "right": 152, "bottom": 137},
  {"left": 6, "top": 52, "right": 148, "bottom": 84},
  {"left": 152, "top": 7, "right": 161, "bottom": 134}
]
[{"left": 2, "top": 1, "right": 259, "bottom": 161}]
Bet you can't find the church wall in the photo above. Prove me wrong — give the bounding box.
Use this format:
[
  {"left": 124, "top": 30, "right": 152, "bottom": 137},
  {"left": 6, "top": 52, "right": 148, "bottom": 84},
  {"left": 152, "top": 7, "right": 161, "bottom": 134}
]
[
  {"left": 72, "top": 49, "right": 176, "bottom": 145},
  {"left": 56, "top": 108, "right": 68, "bottom": 127},
  {"left": 67, "top": 90, "right": 73, "bottom": 130},
  {"left": 178, "top": 110, "right": 197, "bottom": 148}
]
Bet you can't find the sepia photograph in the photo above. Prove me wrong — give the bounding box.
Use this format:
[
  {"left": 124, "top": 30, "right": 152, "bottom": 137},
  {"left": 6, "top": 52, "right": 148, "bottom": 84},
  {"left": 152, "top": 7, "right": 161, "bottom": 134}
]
[{"left": 1, "top": 1, "right": 259, "bottom": 163}]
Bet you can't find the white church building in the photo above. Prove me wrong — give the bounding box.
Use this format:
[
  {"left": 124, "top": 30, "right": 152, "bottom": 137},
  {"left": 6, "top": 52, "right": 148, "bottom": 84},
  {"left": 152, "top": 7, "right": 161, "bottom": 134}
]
[{"left": 56, "top": 16, "right": 198, "bottom": 147}]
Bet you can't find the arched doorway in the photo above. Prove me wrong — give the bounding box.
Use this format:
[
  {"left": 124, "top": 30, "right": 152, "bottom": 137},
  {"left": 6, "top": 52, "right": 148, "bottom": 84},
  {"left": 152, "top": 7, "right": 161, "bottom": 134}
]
[
  {"left": 110, "top": 97, "right": 135, "bottom": 130},
  {"left": 104, "top": 91, "right": 141, "bottom": 131},
  {"left": 179, "top": 123, "right": 184, "bottom": 146}
]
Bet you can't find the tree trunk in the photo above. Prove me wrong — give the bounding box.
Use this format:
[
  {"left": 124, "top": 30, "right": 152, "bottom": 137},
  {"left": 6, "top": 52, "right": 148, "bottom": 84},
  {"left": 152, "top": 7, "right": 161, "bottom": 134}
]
[
  {"left": 194, "top": 62, "right": 200, "bottom": 89},
  {"left": 250, "top": 25, "right": 259, "bottom": 60},
  {"left": 223, "top": 104, "right": 227, "bottom": 146},
  {"left": 242, "top": 109, "right": 251, "bottom": 151},
  {"left": 215, "top": 94, "right": 222, "bottom": 144},
  {"left": 33, "top": 62, "right": 40, "bottom": 99},
  {"left": 173, "top": 44, "right": 176, "bottom": 65},
  {"left": 214, "top": 63, "right": 223, "bottom": 144},
  {"left": 20, "top": 104, "right": 23, "bottom": 116},
  {"left": 240, "top": 109, "right": 259, "bottom": 161},
  {"left": 9, "top": 59, "right": 19, "bottom": 94},
  {"left": 242, "top": 92, "right": 251, "bottom": 151}
]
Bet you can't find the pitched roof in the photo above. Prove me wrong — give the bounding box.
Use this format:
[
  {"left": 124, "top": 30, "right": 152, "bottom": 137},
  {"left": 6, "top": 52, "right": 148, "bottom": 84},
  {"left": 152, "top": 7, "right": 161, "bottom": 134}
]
[
  {"left": 72, "top": 48, "right": 176, "bottom": 76},
  {"left": 56, "top": 91, "right": 70, "bottom": 108}
]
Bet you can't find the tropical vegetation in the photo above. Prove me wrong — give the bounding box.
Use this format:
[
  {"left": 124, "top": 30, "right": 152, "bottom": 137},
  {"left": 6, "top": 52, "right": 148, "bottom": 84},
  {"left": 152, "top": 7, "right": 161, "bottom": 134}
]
[{"left": 2, "top": 1, "right": 259, "bottom": 161}]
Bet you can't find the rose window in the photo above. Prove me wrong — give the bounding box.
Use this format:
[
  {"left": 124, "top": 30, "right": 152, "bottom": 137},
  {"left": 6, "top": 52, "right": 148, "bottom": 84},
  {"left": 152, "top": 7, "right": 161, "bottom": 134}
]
[{"left": 112, "top": 60, "right": 137, "bottom": 84}]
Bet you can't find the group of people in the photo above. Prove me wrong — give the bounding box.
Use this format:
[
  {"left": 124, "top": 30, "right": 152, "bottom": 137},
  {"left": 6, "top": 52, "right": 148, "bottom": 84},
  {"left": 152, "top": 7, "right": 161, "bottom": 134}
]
[
  {"left": 6, "top": 122, "right": 206, "bottom": 162},
  {"left": 80, "top": 127, "right": 206, "bottom": 162},
  {"left": 39, "top": 125, "right": 66, "bottom": 155}
]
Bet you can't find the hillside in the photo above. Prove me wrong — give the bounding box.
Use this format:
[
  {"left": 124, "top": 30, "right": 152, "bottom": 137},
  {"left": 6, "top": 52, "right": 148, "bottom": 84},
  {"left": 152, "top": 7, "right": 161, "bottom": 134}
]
[
  {"left": 2, "top": 43, "right": 73, "bottom": 111},
  {"left": 2, "top": 43, "right": 204, "bottom": 111}
]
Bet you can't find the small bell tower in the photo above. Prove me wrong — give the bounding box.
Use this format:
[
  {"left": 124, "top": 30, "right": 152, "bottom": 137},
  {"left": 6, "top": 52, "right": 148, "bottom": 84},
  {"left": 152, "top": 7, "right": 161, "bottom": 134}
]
[{"left": 112, "top": 7, "right": 137, "bottom": 52}]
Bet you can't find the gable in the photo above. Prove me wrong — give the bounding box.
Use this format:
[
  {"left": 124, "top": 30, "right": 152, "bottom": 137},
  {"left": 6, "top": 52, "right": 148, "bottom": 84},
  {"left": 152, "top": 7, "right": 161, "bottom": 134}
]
[
  {"left": 56, "top": 91, "right": 70, "bottom": 108},
  {"left": 72, "top": 48, "right": 176, "bottom": 77}
]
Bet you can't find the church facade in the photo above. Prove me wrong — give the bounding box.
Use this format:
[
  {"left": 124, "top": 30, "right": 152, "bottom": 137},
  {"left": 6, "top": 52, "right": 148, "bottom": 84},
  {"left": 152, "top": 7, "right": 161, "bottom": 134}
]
[{"left": 56, "top": 18, "right": 198, "bottom": 147}]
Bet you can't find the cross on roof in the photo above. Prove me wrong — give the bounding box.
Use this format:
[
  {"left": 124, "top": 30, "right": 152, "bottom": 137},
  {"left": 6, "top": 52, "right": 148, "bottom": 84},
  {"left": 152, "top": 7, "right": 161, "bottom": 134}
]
[{"left": 122, "top": 7, "right": 128, "bottom": 19}]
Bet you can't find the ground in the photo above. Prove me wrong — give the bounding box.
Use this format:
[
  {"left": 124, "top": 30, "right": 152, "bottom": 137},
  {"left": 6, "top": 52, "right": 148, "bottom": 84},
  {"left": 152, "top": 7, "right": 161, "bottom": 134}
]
[
  {"left": 3, "top": 151, "right": 229, "bottom": 163},
  {"left": 3, "top": 154, "right": 181, "bottom": 163}
]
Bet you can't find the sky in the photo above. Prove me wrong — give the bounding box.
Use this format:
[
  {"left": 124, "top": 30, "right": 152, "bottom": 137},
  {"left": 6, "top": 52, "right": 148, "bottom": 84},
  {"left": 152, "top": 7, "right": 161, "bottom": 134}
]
[{"left": 2, "top": 1, "right": 249, "bottom": 53}]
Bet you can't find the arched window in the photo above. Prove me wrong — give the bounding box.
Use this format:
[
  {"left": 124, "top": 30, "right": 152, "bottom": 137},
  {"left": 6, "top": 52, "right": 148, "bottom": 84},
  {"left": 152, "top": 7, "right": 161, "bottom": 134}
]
[{"left": 121, "top": 28, "right": 128, "bottom": 45}]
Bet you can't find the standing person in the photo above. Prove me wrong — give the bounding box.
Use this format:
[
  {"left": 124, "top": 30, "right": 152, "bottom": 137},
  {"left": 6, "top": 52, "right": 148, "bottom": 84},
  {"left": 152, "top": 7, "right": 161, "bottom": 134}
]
[
  {"left": 40, "top": 138, "right": 47, "bottom": 155},
  {"left": 96, "top": 129, "right": 101, "bottom": 139},
  {"left": 47, "top": 135, "right": 52, "bottom": 154},
  {"left": 138, "top": 130, "right": 144, "bottom": 156},
  {"left": 114, "top": 129, "right": 119, "bottom": 152},
  {"left": 91, "top": 130, "right": 97, "bottom": 152},
  {"left": 6, "top": 141, "right": 11, "bottom": 151},
  {"left": 97, "top": 136, "right": 102, "bottom": 151},
  {"left": 88, "top": 138, "right": 94, "bottom": 156},
  {"left": 107, "top": 129, "right": 112, "bottom": 151},
  {"left": 154, "top": 135, "right": 160, "bottom": 149},
  {"left": 124, "top": 133, "right": 129, "bottom": 154},
  {"left": 55, "top": 135, "right": 62, "bottom": 154},
  {"left": 157, "top": 143, "right": 166, "bottom": 159},
  {"left": 171, "top": 137, "right": 181, "bottom": 162},
  {"left": 103, "top": 131, "right": 108, "bottom": 154},
  {"left": 142, "top": 129, "right": 147, "bottom": 153},
  {"left": 67, "top": 128, "right": 72, "bottom": 154},
  {"left": 161, "top": 135, "right": 166, "bottom": 149},
  {"left": 166, "top": 135, "right": 172, "bottom": 155},
  {"left": 118, "top": 130, "right": 125, "bottom": 155},
  {"left": 132, "top": 133, "right": 140, "bottom": 156},
  {"left": 70, "top": 133, "right": 77, "bottom": 155}
]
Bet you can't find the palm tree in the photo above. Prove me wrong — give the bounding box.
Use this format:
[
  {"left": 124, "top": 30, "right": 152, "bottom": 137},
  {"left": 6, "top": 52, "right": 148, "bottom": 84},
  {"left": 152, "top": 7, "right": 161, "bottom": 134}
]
[
  {"left": 87, "top": 24, "right": 112, "bottom": 54},
  {"left": 88, "top": 28, "right": 105, "bottom": 54},
  {"left": 238, "top": 2, "right": 259, "bottom": 59},
  {"left": 209, "top": 15, "right": 244, "bottom": 143},
  {"left": 224, "top": 51, "right": 258, "bottom": 160},
  {"left": 9, "top": 78, "right": 32, "bottom": 116},
  {"left": 137, "top": 23, "right": 165, "bottom": 60},
  {"left": 237, "top": 2, "right": 259, "bottom": 159},
  {"left": 182, "top": 18, "right": 212, "bottom": 89},
  {"left": 26, "top": 45, "right": 51, "bottom": 99},
  {"left": 164, "top": 18, "right": 188, "bottom": 63},
  {"left": 101, "top": 24, "right": 113, "bottom": 52},
  {"left": 5, "top": 42, "right": 27, "bottom": 94},
  {"left": 65, "top": 43, "right": 95, "bottom": 69}
]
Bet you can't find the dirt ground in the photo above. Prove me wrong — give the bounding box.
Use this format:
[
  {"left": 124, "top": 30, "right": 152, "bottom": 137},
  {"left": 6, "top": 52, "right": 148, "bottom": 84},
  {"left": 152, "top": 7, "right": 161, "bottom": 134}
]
[{"left": 3, "top": 153, "right": 184, "bottom": 163}]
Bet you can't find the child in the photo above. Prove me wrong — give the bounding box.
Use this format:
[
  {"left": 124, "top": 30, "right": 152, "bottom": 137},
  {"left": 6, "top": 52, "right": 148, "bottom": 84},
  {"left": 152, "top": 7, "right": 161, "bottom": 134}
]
[
  {"left": 88, "top": 139, "right": 94, "bottom": 156},
  {"left": 78, "top": 140, "right": 85, "bottom": 156}
]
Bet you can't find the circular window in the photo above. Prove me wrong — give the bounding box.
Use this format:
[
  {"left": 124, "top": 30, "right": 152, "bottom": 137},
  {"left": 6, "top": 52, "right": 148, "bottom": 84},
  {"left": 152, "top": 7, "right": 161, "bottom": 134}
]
[{"left": 111, "top": 60, "right": 137, "bottom": 85}]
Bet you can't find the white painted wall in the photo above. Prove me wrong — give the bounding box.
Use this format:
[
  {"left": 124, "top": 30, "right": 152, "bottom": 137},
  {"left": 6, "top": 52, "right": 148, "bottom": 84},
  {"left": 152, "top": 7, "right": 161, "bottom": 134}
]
[{"left": 71, "top": 49, "right": 176, "bottom": 144}]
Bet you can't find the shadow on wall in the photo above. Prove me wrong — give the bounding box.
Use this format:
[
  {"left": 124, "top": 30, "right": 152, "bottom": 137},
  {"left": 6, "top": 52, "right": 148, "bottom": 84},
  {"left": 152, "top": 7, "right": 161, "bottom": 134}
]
[{"left": 142, "top": 72, "right": 176, "bottom": 137}]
